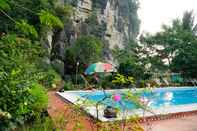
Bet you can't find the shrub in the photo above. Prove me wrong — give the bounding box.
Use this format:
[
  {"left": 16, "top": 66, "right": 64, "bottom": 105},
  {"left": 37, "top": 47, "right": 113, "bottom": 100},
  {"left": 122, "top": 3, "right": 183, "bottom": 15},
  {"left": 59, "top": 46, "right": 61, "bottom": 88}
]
[
  {"left": 64, "top": 36, "right": 104, "bottom": 74},
  {"left": 64, "top": 81, "right": 74, "bottom": 90},
  {"left": 40, "top": 68, "right": 62, "bottom": 89},
  {"left": 0, "top": 64, "right": 49, "bottom": 130},
  {"left": 70, "top": 74, "right": 85, "bottom": 85},
  {"left": 72, "top": 35, "right": 103, "bottom": 64},
  {"left": 29, "top": 84, "right": 48, "bottom": 113},
  {"left": 19, "top": 116, "right": 55, "bottom": 131},
  {"left": 0, "top": 69, "right": 47, "bottom": 130},
  {"left": 38, "top": 10, "right": 64, "bottom": 29},
  {"left": 112, "top": 74, "right": 135, "bottom": 88},
  {"left": 0, "top": 35, "right": 49, "bottom": 130},
  {"left": 96, "top": 74, "right": 115, "bottom": 89}
]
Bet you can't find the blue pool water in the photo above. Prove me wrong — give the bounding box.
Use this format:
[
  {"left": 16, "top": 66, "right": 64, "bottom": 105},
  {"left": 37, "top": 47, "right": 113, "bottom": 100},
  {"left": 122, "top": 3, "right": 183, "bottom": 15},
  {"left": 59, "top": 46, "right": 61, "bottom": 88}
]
[{"left": 77, "top": 87, "right": 197, "bottom": 110}]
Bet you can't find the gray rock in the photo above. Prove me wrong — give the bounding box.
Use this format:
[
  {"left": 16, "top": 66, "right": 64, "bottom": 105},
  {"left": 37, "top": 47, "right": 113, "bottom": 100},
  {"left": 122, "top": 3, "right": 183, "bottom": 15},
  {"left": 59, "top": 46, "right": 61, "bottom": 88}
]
[
  {"left": 48, "top": 0, "right": 139, "bottom": 64},
  {"left": 51, "top": 59, "right": 65, "bottom": 76},
  {"left": 67, "top": 0, "right": 139, "bottom": 59}
]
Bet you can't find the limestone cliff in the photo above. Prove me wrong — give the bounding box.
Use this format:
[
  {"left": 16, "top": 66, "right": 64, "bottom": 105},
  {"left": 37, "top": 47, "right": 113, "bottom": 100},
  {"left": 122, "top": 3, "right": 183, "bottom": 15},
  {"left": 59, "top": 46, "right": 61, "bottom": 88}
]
[
  {"left": 50, "top": 0, "right": 140, "bottom": 74},
  {"left": 62, "top": 0, "right": 140, "bottom": 58}
]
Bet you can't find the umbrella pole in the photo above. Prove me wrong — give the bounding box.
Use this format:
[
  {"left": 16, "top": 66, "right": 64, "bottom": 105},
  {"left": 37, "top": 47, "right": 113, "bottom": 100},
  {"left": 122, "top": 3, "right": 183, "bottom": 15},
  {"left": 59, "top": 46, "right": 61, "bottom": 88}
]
[{"left": 75, "top": 62, "right": 79, "bottom": 88}]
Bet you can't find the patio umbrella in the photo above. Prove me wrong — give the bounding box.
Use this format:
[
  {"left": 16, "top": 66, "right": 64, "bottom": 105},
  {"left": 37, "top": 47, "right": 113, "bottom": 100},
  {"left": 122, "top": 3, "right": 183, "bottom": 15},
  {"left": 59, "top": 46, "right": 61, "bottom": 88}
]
[{"left": 84, "top": 62, "right": 116, "bottom": 75}]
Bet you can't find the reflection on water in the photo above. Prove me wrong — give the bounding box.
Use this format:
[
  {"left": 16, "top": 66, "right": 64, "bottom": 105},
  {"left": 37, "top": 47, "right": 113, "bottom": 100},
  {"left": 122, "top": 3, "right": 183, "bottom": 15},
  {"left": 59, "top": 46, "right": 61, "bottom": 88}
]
[
  {"left": 79, "top": 88, "right": 197, "bottom": 110},
  {"left": 164, "top": 92, "right": 173, "bottom": 101}
]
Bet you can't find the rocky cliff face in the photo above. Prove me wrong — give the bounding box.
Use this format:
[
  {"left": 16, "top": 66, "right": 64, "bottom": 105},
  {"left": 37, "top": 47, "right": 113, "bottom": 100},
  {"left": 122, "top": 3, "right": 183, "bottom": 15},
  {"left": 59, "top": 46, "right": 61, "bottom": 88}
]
[
  {"left": 64, "top": 0, "right": 140, "bottom": 52},
  {"left": 50, "top": 0, "right": 140, "bottom": 74}
]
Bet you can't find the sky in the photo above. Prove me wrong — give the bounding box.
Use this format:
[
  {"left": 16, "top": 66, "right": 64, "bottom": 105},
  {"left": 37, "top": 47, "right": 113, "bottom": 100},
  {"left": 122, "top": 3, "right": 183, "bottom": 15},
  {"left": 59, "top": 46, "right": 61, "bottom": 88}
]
[{"left": 138, "top": 0, "right": 197, "bottom": 34}]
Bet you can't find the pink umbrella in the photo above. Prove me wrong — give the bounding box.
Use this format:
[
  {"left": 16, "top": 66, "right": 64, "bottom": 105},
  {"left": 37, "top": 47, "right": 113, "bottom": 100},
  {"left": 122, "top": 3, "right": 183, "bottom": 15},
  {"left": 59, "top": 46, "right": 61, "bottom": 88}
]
[{"left": 84, "top": 62, "right": 116, "bottom": 75}]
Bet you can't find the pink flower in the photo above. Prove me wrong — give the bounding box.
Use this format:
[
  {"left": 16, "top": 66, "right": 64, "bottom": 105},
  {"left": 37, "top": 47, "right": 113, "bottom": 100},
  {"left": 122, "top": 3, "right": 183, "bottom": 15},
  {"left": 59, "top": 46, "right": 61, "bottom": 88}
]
[{"left": 113, "top": 94, "right": 121, "bottom": 102}]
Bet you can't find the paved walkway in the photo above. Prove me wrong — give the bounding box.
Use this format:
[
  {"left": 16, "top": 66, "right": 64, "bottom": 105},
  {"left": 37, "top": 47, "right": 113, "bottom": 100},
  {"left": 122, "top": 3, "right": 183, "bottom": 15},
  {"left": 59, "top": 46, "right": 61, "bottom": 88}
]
[
  {"left": 48, "top": 91, "right": 197, "bottom": 131},
  {"left": 143, "top": 115, "right": 197, "bottom": 131},
  {"left": 47, "top": 91, "right": 96, "bottom": 130}
]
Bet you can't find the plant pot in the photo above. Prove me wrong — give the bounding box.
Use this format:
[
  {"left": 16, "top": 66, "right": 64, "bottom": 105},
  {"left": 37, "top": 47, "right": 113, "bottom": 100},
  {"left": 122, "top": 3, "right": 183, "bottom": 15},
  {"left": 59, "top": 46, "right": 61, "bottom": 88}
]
[
  {"left": 59, "top": 88, "right": 64, "bottom": 92},
  {"left": 104, "top": 106, "right": 117, "bottom": 118}
]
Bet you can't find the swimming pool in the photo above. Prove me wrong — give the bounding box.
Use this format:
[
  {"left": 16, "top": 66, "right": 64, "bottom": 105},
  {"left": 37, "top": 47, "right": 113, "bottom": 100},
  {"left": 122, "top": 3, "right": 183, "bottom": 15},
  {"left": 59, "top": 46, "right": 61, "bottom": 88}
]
[{"left": 57, "top": 87, "right": 197, "bottom": 121}]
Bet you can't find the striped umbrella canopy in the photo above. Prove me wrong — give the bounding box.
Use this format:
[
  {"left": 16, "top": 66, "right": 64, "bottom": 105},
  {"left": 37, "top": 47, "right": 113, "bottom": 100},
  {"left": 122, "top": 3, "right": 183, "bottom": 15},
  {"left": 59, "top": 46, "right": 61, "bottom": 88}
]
[{"left": 84, "top": 62, "right": 116, "bottom": 75}]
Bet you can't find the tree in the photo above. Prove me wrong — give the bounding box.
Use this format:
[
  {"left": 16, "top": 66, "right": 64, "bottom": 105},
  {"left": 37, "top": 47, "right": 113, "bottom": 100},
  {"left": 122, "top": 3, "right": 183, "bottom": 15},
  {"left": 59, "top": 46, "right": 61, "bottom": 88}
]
[
  {"left": 64, "top": 35, "right": 103, "bottom": 74},
  {"left": 113, "top": 40, "right": 150, "bottom": 80},
  {"left": 0, "top": 34, "right": 49, "bottom": 130},
  {"left": 72, "top": 36, "right": 103, "bottom": 64},
  {"left": 171, "top": 42, "right": 197, "bottom": 78},
  {"left": 170, "top": 11, "right": 197, "bottom": 77},
  {"left": 0, "top": 0, "right": 67, "bottom": 129},
  {"left": 140, "top": 11, "right": 197, "bottom": 77}
]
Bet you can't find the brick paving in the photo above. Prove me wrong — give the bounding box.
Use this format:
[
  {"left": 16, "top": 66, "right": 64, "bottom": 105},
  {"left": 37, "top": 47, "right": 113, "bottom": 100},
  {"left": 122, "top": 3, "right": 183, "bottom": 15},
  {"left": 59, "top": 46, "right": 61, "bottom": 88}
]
[
  {"left": 143, "top": 115, "right": 197, "bottom": 131},
  {"left": 47, "top": 91, "right": 96, "bottom": 131}
]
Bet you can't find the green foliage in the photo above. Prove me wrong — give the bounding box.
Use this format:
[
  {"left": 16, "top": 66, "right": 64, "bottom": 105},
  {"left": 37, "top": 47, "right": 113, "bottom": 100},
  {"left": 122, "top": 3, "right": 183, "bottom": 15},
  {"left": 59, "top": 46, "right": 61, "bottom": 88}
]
[
  {"left": 20, "top": 116, "right": 54, "bottom": 131},
  {"left": 64, "top": 81, "right": 74, "bottom": 90},
  {"left": 64, "top": 48, "right": 76, "bottom": 74},
  {"left": 55, "top": 4, "right": 73, "bottom": 22},
  {"left": 170, "top": 11, "right": 197, "bottom": 78},
  {"left": 141, "top": 11, "right": 197, "bottom": 78},
  {"left": 0, "top": 68, "right": 42, "bottom": 129},
  {"left": 38, "top": 10, "right": 64, "bottom": 29},
  {"left": 0, "top": 0, "right": 10, "bottom": 10},
  {"left": 16, "top": 20, "right": 38, "bottom": 39},
  {"left": 112, "top": 74, "right": 135, "bottom": 87},
  {"left": 29, "top": 84, "right": 48, "bottom": 113},
  {"left": 39, "top": 68, "right": 62, "bottom": 89},
  {"left": 113, "top": 41, "right": 150, "bottom": 80},
  {"left": 0, "top": 34, "right": 45, "bottom": 62},
  {"left": 0, "top": 0, "right": 51, "bottom": 33},
  {"left": 0, "top": 0, "right": 71, "bottom": 129},
  {"left": 65, "top": 35, "right": 104, "bottom": 74},
  {"left": 118, "top": 60, "right": 147, "bottom": 80},
  {"left": 116, "top": 40, "right": 138, "bottom": 59},
  {"left": 171, "top": 42, "right": 197, "bottom": 78},
  {"left": 100, "top": 74, "right": 114, "bottom": 89},
  {"left": 0, "top": 0, "right": 65, "bottom": 35},
  {"left": 72, "top": 35, "right": 103, "bottom": 64},
  {"left": 0, "top": 34, "right": 49, "bottom": 130}
]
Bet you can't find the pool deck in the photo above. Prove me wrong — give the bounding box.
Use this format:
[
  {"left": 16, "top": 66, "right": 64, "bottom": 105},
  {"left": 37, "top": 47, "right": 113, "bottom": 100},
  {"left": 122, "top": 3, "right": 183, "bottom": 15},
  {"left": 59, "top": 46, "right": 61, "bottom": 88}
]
[
  {"left": 143, "top": 115, "right": 197, "bottom": 131},
  {"left": 48, "top": 91, "right": 197, "bottom": 131}
]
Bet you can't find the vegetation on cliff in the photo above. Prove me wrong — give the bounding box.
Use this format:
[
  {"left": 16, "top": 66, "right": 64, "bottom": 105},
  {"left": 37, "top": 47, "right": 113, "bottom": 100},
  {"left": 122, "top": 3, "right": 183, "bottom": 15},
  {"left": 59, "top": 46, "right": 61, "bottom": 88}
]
[{"left": 0, "top": 0, "right": 69, "bottom": 129}]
